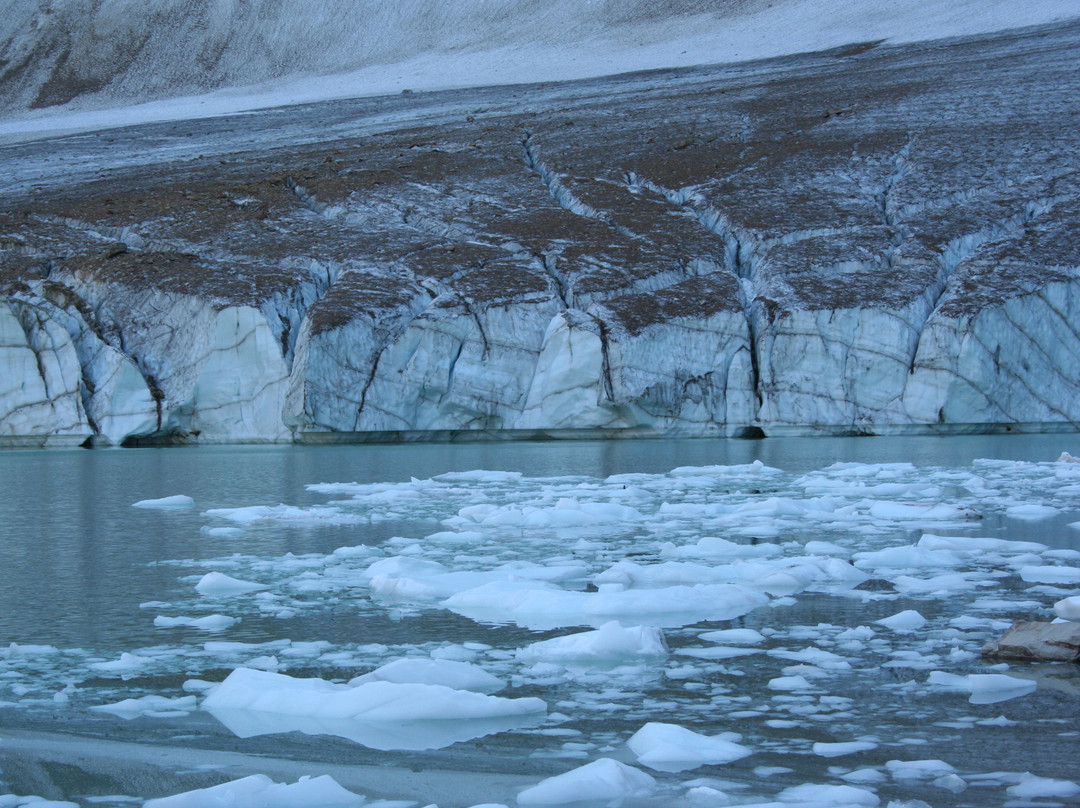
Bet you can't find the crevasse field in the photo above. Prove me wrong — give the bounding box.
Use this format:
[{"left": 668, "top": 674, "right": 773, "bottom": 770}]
[{"left": 0, "top": 438, "right": 1078, "bottom": 807}]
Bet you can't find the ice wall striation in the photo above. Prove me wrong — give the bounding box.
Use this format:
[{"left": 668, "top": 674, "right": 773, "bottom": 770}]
[{"left": 2, "top": 21, "right": 1080, "bottom": 445}]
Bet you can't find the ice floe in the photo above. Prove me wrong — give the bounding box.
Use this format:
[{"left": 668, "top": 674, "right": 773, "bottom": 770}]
[
  {"left": 776, "top": 783, "right": 879, "bottom": 806},
  {"left": 626, "top": 722, "right": 752, "bottom": 772},
  {"left": 926, "top": 671, "right": 1038, "bottom": 704},
  {"left": 90, "top": 694, "right": 197, "bottom": 719},
  {"left": 132, "top": 495, "right": 194, "bottom": 509},
  {"left": 201, "top": 667, "right": 546, "bottom": 750},
  {"left": 1055, "top": 595, "right": 1080, "bottom": 620},
  {"left": 153, "top": 614, "right": 238, "bottom": 631},
  {"left": 811, "top": 741, "right": 878, "bottom": 757},
  {"left": 516, "top": 622, "right": 668, "bottom": 666},
  {"left": 195, "top": 572, "right": 269, "bottom": 596},
  {"left": 874, "top": 610, "right": 927, "bottom": 633},
  {"left": 348, "top": 657, "right": 505, "bottom": 693},
  {"left": 143, "top": 774, "right": 364, "bottom": 808},
  {"left": 516, "top": 758, "right": 655, "bottom": 805},
  {"left": 1006, "top": 773, "right": 1080, "bottom": 799},
  {"left": 443, "top": 579, "right": 770, "bottom": 630}
]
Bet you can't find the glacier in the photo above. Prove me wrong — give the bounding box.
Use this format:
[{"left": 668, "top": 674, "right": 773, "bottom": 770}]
[{"left": 2, "top": 11, "right": 1080, "bottom": 445}]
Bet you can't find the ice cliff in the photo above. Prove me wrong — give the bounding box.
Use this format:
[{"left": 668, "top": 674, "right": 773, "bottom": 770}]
[{"left": 2, "top": 19, "right": 1080, "bottom": 445}]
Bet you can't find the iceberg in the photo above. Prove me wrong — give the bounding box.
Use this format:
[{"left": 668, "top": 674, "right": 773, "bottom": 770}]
[
  {"left": 516, "top": 622, "right": 668, "bottom": 666},
  {"left": 143, "top": 774, "right": 364, "bottom": 808},
  {"left": 627, "top": 722, "right": 752, "bottom": 772},
  {"left": 517, "top": 759, "right": 655, "bottom": 806},
  {"left": 201, "top": 667, "right": 546, "bottom": 750}
]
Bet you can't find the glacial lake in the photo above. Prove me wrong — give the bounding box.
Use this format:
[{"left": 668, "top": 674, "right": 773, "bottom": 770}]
[{"left": 1, "top": 434, "right": 1078, "bottom": 807}]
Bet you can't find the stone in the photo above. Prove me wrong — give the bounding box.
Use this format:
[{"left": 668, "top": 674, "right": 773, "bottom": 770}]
[{"left": 982, "top": 620, "right": 1080, "bottom": 662}]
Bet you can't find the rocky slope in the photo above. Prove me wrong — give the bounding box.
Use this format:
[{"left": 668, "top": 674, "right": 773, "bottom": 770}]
[{"left": 2, "top": 20, "right": 1079, "bottom": 445}]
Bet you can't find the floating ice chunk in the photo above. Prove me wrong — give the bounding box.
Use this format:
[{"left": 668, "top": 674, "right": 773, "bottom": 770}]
[
  {"left": 0, "top": 796, "right": 79, "bottom": 808},
  {"left": 89, "top": 652, "right": 150, "bottom": 673},
  {"left": 754, "top": 565, "right": 823, "bottom": 597},
  {"left": 433, "top": 470, "right": 523, "bottom": 482},
  {"left": 837, "top": 626, "right": 875, "bottom": 641},
  {"left": 934, "top": 774, "right": 968, "bottom": 793},
  {"left": 1006, "top": 773, "right": 1080, "bottom": 799},
  {"left": 154, "top": 614, "right": 238, "bottom": 631},
  {"left": 841, "top": 769, "right": 887, "bottom": 785},
  {"left": 812, "top": 741, "right": 878, "bottom": 757},
  {"left": 362, "top": 556, "right": 449, "bottom": 581},
  {"left": 699, "top": 628, "right": 766, "bottom": 645},
  {"left": 875, "top": 610, "right": 926, "bottom": 633},
  {"left": 457, "top": 499, "right": 644, "bottom": 529},
  {"left": 926, "top": 671, "right": 1037, "bottom": 704},
  {"left": 90, "top": 694, "right": 197, "bottom": 719},
  {"left": 1054, "top": 595, "right": 1080, "bottom": 621},
  {"left": 132, "top": 494, "right": 194, "bottom": 509},
  {"left": 768, "top": 675, "right": 813, "bottom": 691},
  {"left": 594, "top": 560, "right": 725, "bottom": 587},
  {"left": 769, "top": 647, "right": 851, "bottom": 670},
  {"left": 202, "top": 667, "right": 545, "bottom": 750},
  {"left": 3, "top": 643, "right": 59, "bottom": 658},
  {"left": 517, "top": 622, "right": 668, "bottom": 666},
  {"left": 892, "top": 573, "right": 977, "bottom": 595},
  {"left": 805, "top": 540, "right": 848, "bottom": 555},
  {"left": 443, "top": 579, "right": 769, "bottom": 630},
  {"left": 660, "top": 537, "right": 782, "bottom": 560},
  {"left": 777, "top": 783, "right": 879, "bottom": 806},
  {"left": 425, "top": 530, "right": 487, "bottom": 544},
  {"left": 517, "top": 758, "right": 655, "bottom": 806},
  {"left": 349, "top": 658, "right": 504, "bottom": 693},
  {"left": 364, "top": 556, "right": 587, "bottom": 603},
  {"left": 669, "top": 460, "right": 781, "bottom": 476},
  {"left": 205, "top": 504, "right": 361, "bottom": 525},
  {"left": 885, "top": 759, "right": 956, "bottom": 781},
  {"left": 866, "top": 502, "right": 979, "bottom": 522},
  {"left": 684, "top": 786, "right": 730, "bottom": 804},
  {"left": 854, "top": 546, "right": 961, "bottom": 569},
  {"left": 1019, "top": 565, "right": 1080, "bottom": 584},
  {"left": 1006, "top": 504, "right": 1060, "bottom": 521},
  {"left": 195, "top": 572, "right": 268, "bottom": 596},
  {"left": 917, "top": 534, "right": 1046, "bottom": 554},
  {"left": 246, "top": 655, "right": 280, "bottom": 671},
  {"left": 965, "top": 674, "right": 1037, "bottom": 704},
  {"left": 431, "top": 644, "right": 480, "bottom": 662},
  {"left": 627, "top": 722, "right": 752, "bottom": 772},
  {"left": 143, "top": 774, "right": 364, "bottom": 807},
  {"left": 678, "top": 646, "right": 760, "bottom": 660},
  {"left": 200, "top": 526, "right": 245, "bottom": 537}
]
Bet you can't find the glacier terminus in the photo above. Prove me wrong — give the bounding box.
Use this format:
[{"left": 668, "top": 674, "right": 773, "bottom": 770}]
[{"left": 2, "top": 18, "right": 1079, "bottom": 446}]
